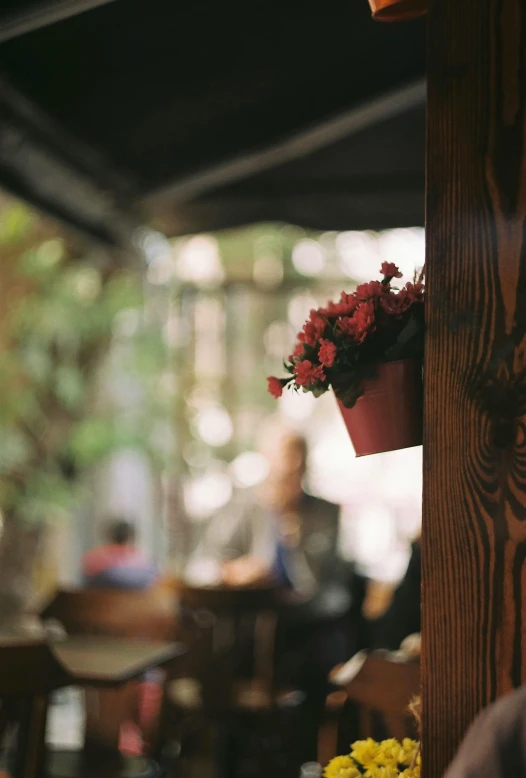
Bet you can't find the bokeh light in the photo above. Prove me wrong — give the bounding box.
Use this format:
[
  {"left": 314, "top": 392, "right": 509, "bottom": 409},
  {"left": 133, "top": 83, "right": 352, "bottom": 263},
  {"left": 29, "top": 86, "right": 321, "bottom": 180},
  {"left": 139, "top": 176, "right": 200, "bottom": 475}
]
[
  {"left": 287, "top": 292, "right": 318, "bottom": 331},
  {"left": 196, "top": 406, "right": 233, "bottom": 447},
  {"left": 292, "top": 239, "right": 326, "bottom": 276},
  {"left": 279, "top": 387, "right": 317, "bottom": 422},
  {"left": 184, "top": 468, "right": 233, "bottom": 520},
  {"left": 253, "top": 255, "right": 284, "bottom": 288},
  {"left": 230, "top": 451, "right": 269, "bottom": 488},
  {"left": 175, "top": 236, "right": 225, "bottom": 286}
]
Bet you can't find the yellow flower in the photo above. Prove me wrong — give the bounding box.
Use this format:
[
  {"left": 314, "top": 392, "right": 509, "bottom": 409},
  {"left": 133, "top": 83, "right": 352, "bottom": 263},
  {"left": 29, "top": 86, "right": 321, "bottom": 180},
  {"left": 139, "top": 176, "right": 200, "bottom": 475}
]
[
  {"left": 369, "top": 768, "right": 401, "bottom": 778},
  {"left": 324, "top": 755, "right": 361, "bottom": 778},
  {"left": 374, "top": 739, "right": 402, "bottom": 767},
  {"left": 400, "top": 768, "right": 420, "bottom": 778},
  {"left": 340, "top": 739, "right": 420, "bottom": 778},
  {"left": 397, "top": 739, "right": 420, "bottom": 767},
  {"left": 350, "top": 739, "right": 380, "bottom": 770}
]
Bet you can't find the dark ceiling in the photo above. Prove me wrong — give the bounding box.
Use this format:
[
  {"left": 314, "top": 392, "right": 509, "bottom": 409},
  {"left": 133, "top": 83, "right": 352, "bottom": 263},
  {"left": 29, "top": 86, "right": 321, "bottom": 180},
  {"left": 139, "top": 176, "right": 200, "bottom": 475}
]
[{"left": 0, "top": 0, "right": 426, "bottom": 246}]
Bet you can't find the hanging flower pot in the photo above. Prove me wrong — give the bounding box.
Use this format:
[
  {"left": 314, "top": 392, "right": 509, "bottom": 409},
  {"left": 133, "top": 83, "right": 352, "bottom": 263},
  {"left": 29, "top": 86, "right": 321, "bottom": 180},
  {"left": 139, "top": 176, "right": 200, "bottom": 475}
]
[
  {"left": 336, "top": 358, "right": 423, "bottom": 457},
  {"left": 267, "top": 262, "right": 425, "bottom": 458},
  {"left": 368, "top": 0, "right": 428, "bottom": 21}
]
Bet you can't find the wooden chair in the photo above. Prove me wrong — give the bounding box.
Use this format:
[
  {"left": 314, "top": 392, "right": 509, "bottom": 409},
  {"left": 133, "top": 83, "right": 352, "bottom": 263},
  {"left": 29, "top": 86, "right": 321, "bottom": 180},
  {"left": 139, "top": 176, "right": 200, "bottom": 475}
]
[
  {"left": 159, "top": 585, "right": 306, "bottom": 778},
  {"left": 323, "top": 651, "right": 420, "bottom": 760},
  {"left": 40, "top": 587, "right": 180, "bottom": 755},
  {"left": 345, "top": 653, "right": 420, "bottom": 740},
  {"left": 41, "top": 586, "right": 179, "bottom": 641}
]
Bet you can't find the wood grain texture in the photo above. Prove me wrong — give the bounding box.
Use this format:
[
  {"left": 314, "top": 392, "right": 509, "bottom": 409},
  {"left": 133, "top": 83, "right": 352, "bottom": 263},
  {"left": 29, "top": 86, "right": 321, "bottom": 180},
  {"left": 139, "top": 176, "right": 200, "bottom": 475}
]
[{"left": 423, "top": 1, "right": 526, "bottom": 776}]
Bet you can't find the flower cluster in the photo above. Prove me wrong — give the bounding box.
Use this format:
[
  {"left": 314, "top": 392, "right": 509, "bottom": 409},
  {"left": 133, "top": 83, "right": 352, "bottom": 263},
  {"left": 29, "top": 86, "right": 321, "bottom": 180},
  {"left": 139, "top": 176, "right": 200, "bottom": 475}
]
[
  {"left": 267, "top": 263, "right": 424, "bottom": 409},
  {"left": 324, "top": 738, "right": 420, "bottom": 778}
]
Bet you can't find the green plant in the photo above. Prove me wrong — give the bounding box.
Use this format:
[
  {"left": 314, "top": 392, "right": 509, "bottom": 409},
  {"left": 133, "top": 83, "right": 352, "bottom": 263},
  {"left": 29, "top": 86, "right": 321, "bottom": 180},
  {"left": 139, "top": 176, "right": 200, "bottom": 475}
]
[{"left": 0, "top": 200, "right": 171, "bottom": 525}]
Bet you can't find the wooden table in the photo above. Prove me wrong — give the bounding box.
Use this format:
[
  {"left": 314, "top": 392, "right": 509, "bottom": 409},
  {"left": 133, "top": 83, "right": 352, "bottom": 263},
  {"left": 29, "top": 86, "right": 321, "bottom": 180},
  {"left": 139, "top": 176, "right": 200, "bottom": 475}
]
[
  {"left": 50, "top": 636, "right": 185, "bottom": 755},
  {"left": 0, "top": 636, "right": 184, "bottom": 778},
  {"left": 51, "top": 636, "right": 184, "bottom": 687}
]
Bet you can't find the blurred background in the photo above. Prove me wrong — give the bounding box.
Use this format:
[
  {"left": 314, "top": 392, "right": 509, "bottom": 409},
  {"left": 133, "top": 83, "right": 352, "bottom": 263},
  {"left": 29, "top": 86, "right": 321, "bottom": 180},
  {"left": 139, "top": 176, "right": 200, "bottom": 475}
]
[{"left": 0, "top": 191, "right": 423, "bottom": 601}]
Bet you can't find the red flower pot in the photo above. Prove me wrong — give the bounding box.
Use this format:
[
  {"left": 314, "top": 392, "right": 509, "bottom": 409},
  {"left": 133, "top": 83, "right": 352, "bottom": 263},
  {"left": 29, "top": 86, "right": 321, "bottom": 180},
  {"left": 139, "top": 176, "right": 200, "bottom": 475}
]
[
  {"left": 368, "top": 0, "right": 428, "bottom": 21},
  {"left": 336, "top": 359, "right": 423, "bottom": 457}
]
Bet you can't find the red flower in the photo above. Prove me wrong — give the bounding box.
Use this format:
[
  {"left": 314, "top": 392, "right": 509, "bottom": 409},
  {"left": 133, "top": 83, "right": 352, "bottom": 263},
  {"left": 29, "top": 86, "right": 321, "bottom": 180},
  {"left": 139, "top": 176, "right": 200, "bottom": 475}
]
[
  {"left": 289, "top": 342, "right": 305, "bottom": 361},
  {"left": 404, "top": 281, "right": 425, "bottom": 301},
  {"left": 356, "top": 299, "right": 375, "bottom": 328},
  {"left": 381, "top": 262, "right": 403, "bottom": 279},
  {"left": 298, "top": 311, "right": 326, "bottom": 347},
  {"left": 293, "top": 360, "right": 326, "bottom": 387},
  {"left": 318, "top": 339, "right": 337, "bottom": 367},
  {"left": 339, "top": 317, "right": 365, "bottom": 343},
  {"left": 340, "top": 292, "right": 355, "bottom": 307},
  {"left": 355, "top": 280, "right": 386, "bottom": 301},
  {"left": 380, "top": 291, "right": 411, "bottom": 316},
  {"left": 339, "top": 301, "right": 376, "bottom": 343},
  {"left": 380, "top": 282, "right": 424, "bottom": 316},
  {"left": 319, "top": 292, "right": 357, "bottom": 319},
  {"left": 267, "top": 376, "right": 284, "bottom": 398}
]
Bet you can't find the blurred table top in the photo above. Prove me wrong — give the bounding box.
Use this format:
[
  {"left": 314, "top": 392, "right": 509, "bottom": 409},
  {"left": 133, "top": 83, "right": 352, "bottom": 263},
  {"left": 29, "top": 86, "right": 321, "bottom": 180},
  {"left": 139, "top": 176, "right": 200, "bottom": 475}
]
[{"left": 51, "top": 636, "right": 184, "bottom": 687}]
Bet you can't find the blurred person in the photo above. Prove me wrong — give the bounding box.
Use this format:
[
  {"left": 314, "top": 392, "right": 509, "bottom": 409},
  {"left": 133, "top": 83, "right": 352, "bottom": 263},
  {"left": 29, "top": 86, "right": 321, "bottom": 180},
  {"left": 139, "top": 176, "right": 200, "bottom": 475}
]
[
  {"left": 82, "top": 519, "right": 160, "bottom": 756},
  {"left": 186, "top": 426, "right": 349, "bottom": 596},
  {"left": 262, "top": 428, "right": 356, "bottom": 762},
  {"left": 187, "top": 423, "right": 357, "bottom": 761},
  {"left": 444, "top": 686, "right": 526, "bottom": 777},
  {"left": 82, "top": 518, "right": 157, "bottom": 590}
]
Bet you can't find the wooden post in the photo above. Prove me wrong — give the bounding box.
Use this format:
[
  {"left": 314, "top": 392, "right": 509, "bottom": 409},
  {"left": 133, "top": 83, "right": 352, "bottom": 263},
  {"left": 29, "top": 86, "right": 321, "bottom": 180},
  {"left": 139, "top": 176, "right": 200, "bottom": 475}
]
[{"left": 423, "top": 0, "right": 526, "bottom": 776}]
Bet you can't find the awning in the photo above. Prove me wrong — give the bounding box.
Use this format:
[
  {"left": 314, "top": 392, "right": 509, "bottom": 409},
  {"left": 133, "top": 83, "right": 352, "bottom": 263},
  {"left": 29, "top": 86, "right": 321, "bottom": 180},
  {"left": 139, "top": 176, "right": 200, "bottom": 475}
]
[{"left": 0, "top": 0, "right": 426, "bottom": 245}]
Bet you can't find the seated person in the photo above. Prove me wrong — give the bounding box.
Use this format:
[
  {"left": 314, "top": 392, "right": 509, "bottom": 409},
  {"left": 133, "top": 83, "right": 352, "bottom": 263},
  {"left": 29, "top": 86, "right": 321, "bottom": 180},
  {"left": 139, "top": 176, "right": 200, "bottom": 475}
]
[
  {"left": 82, "top": 519, "right": 156, "bottom": 589},
  {"left": 186, "top": 424, "right": 354, "bottom": 763},
  {"left": 185, "top": 426, "right": 351, "bottom": 603},
  {"left": 82, "top": 519, "right": 159, "bottom": 753}
]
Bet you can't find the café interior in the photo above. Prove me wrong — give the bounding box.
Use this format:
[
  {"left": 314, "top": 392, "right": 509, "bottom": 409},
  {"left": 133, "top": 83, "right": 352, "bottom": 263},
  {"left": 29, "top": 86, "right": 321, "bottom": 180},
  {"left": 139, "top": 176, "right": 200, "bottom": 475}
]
[{"left": 0, "top": 2, "right": 524, "bottom": 778}]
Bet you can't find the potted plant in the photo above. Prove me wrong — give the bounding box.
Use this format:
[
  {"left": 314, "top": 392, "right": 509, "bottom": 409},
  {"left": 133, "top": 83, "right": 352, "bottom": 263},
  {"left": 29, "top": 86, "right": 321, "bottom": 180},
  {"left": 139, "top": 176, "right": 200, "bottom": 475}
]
[
  {"left": 267, "top": 263, "right": 424, "bottom": 456},
  {"left": 324, "top": 737, "right": 420, "bottom": 777},
  {"left": 368, "top": 0, "right": 428, "bottom": 22}
]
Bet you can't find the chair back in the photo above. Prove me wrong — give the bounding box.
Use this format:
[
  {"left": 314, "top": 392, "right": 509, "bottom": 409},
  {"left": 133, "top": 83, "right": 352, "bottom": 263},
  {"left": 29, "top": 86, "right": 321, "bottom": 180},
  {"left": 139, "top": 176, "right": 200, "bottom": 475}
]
[
  {"left": 176, "top": 585, "right": 281, "bottom": 707},
  {"left": 344, "top": 652, "right": 420, "bottom": 741},
  {"left": 41, "top": 585, "right": 179, "bottom": 641}
]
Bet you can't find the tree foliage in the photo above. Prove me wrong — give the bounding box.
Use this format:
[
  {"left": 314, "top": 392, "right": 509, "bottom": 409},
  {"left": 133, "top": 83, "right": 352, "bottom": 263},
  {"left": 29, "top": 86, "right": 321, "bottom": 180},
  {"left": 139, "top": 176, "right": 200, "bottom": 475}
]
[{"left": 0, "top": 200, "right": 170, "bottom": 524}]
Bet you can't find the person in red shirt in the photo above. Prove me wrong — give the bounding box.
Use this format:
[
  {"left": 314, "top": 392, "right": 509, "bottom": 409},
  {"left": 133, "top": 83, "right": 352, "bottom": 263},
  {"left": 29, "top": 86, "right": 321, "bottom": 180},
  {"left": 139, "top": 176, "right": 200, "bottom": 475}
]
[
  {"left": 82, "top": 519, "right": 159, "bottom": 755},
  {"left": 82, "top": 519, "right": 156, "bottom": 590}
]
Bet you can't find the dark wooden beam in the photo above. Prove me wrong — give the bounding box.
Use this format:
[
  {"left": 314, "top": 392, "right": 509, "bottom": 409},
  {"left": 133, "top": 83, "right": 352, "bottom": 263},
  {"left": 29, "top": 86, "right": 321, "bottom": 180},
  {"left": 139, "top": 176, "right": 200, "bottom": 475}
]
[
  {"left": 146, "top": 79, "right": 426, "bottom": 204},
  {"left": 423, "top": 1, "right": 526, "bottom": 776},
  {"left": 0, "top": 76, "right": 139, "bottom": 250},
  {"left": 0, "top": 0, "right": 120, "bottom": 43}
]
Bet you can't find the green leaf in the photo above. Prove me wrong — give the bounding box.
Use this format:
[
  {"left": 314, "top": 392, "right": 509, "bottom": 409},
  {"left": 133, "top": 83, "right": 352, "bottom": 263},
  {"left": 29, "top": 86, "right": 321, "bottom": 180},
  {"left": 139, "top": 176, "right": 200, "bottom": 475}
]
[
  {"left": 16, "top": 470, "right": 77, "bottom": 524},
  {"left": 0, "top": 426, "right": 32, "bottom": 474},
  {"left": 19, "top": 345, "right": 53, "bottom": 386},
  {"left": 68, "top": 419, "right": 117, "bottom": 466},
  {"left": 54, "top": 365, "right": 85, "bottom": 411},
  {"left": 384, "top": 313, "right": 425, "bottom": 362},
  {"left": 18, "top": 239, "right": 64, "bottom": 278},
  {"left": 0, "top": 204, "right": 33, "bottom": 245}
]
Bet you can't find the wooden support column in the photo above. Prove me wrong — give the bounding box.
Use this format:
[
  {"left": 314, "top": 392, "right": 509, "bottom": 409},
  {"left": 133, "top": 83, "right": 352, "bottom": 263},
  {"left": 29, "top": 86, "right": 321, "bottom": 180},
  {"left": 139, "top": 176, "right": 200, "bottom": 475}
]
[{"left": 423, "top": 1, "right": 526, "bottom": 776}]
